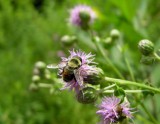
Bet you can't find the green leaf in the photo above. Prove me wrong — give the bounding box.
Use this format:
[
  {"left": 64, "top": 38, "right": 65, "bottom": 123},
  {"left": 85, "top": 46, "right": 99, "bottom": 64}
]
[{"left": 114, "top": 85, "right": 125, "bottom": 103}]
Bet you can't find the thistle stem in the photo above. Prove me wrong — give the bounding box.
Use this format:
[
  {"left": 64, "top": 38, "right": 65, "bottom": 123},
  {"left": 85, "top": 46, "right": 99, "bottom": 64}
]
[
  {"left": 154, "top": 52, "right": 160, "bottom": 61},
  {"left": 89, "top": 30, "right": 124, "bottom": 79},
  {"left": 98, "top": 84, "right": 116, "bottom": 93},
  {"left": 103, "top": 90, "right": 148, "bottom": 94},
  {"left": 104, "top": 77, "right": 160, "bottom": 93},
  {"left": 124, "top": 58, "right": 135, "bottom": 81},
  {"left": 140, "top": 102, "right": 159, "bottom": 124},
  {"left": 103, "top": 84, "right": 116, "bottom": 90},
  {"left": 95, "top": 40, "right": 124, "bottom": 79}
]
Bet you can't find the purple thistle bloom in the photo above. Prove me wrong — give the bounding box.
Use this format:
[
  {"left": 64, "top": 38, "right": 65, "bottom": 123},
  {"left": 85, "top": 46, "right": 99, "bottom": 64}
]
[
  {"left": 61, "top": 79, "right": 80, "bottom": 93},
  {"left": 68, "top": 49, "right": 96, "bottom": 65},
  {"left": 97, "top": 96, "right": 133, "bottom": 124},
  {"left": 58, "top": 49, "right": 98, "bottom": 93},
  {"left": 69, "top": 5, "right": 96, "bottom": 27}
]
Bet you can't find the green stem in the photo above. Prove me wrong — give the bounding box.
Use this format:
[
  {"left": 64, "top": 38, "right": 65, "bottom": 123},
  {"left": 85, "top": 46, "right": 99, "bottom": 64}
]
[
  {"left": 140, "top": 102, "right": 159, "bottom": 124},
  {"left": 95, "top": 41, "right": 124, "bottom": 79},
  {"left": 125, "top": 57, "right": 158, "bottom": 122},
  {"left": 102, "top": 90, "right": 148, "bottom": 94},
  {"left": 89, "top": 31, "right": 124, "bottom": 79},
  {"left": 154, "top": 52, "right": 160, "bottom": 61},
  {"left": 136, "top": 115, "right": 156, "bottom": 124},
  {"left": 38, "top": 83, "right": 53, "bottom": 88},
  {"left": 103, "top": 84, "right": 116, "bottom": 90},
  {"left": 124, "top": 56, "right": 158, "bottom": 122},
  {"left": 104, "top": 77, "right": 160, "bottom": 93},
  {"left": 124, "top": 58, "right": 135, "bottom": 81},
  {"left": 151, "top": 97, "right": 158, "bottom": 119}
]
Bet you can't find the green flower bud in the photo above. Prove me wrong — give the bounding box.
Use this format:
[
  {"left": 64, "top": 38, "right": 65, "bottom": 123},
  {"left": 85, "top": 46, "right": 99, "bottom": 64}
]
[
  {"left": 103, "top": 37, "right": 112, "bottom": 44},
  {"left": 29, "top": 83, "right": 39, "bottom": 91},
  {"left": 140, "top": 55, "right": 155, "bottom": 65},
  {"left": 138, "top": 39, "right": 154, "bottom": 56},
  {"left": 79, "top": 11, "right": 91, "bottom": 24},
  {"left": 76, "top": 87, "right": 98, "bottom": 104},
  {"left": 93, "top": 36, "right": 101, "bottom": 43},
  {"left": 79, "top": 11, "right": 91, "bottom": 30},
  {"left": 84, "top": 67, "right": 104, "bottom": 85},
  {"left": 32, "top": 75, "right": 40, "bottom": 83},
  {"left": 114, "top": 86, "right": 125, "bottom": 103},
  {"left": 61, "top": 35, "right": 77, "bottom": 46},
  {"left": 103, "top": 37, "right": 113, "bottom": 49},
  {"left": 35, "top": 61, "right": 46, "bottom": 70},
  {"left": 110, "top": 29, "right": 120, "bottom": 40},
  {"left": 45, "top": 70, "right": 51, "bottom": 79},
  {"left": 33, "top": 68, "right": 40, "bottom": 75}
]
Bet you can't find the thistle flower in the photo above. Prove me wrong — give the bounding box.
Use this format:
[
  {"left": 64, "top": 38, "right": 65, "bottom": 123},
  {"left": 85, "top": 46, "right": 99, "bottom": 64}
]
[
  {"left": 97, "top": 96, "right": 133, "bottom": 124},
  {"left": 58, "top": 49, "right": 99, "bottom": 93},
  {"left": 69, "top": 5, "right": 96, "bottom": 28}
]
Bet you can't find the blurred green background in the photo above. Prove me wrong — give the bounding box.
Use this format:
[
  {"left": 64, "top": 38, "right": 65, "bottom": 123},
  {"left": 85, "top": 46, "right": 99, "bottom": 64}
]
[{"left": 0, "top": 0, "right": 160, "bottom": 124}]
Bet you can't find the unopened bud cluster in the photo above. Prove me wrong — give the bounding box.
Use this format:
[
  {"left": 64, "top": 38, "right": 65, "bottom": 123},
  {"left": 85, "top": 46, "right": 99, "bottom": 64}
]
[
  {"left": 29, "top": 61, "right": 51, "bottom": 91},
  {"left": 138, "top": 39, "right": 157, "bottom": 65},
  {"left": 102, "top": 29, "right": 120, "bottom": 48}
]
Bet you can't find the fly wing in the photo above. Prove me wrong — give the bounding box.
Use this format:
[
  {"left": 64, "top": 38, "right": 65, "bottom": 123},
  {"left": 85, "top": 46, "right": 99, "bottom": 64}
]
[
  {"left": 47, "top": 64, "right": 59, "bottom": 69},
  {"left": 74, "top": 69, "right": 84, "bottom": 87},
  {"left": 58, "top": 62, "right": 67, "bottom": 69},
  {"left": 47, "top": 61, "right": 67, "bottom": 69}
]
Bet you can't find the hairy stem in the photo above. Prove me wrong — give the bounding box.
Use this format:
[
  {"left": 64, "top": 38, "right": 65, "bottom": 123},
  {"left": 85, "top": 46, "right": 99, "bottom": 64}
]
[
  {"left": 89, "top": 30, "right": 124, "bottom": 79},
  {"left": 38, "top": 83, "right": 53, "bottom": 88},
  {"left": 154, "top": 52, "right": 160, "bottom": 61},
  {"left": 140, "top": 102, "right": 159, "bottom": 124},
  {"left": 104, "top": 77, "right": 160, "bottom": 93},
  {"left": 124, "top": 58, "right": 135, "bottom": 81},
  {"left": 102, "top": 90, "right": 149, "bottom": 94}
]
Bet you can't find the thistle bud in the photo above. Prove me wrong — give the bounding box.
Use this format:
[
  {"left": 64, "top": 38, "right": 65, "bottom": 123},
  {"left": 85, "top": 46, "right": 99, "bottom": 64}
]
[
  {"left": 140, "top": 55, "right": 155, "bottom": 65},
  {"left": 61, "top": 35, "right": 77, "bottom": 46},
  {"left": 35, "top": 61, "right": 46, "bottom": 70},
  {"left": 69, "top": 5, "right": 96, "bottom": 30},
  {"left": 45, "top": 70, "right": 51, "bottom": 79},
  {"left": 93, "top": 36, "right": 101, "bottom": 43},
  {"left": 138, "top": 39, "right": 154, "bottom": 56},
  {"left": 103, "top": 37, "right": 113, "bottom": 49},
  {"left": 79, "top": 11, "right": 90, "bottom": 24},
  {"left": 84, "top": 67, "right": 104, "bottom": 85},
  {"left": 32, "top": 75, "right": 40, "bottom": 84},
  {"left": 76, "top": 87, "right": 98, "bottom": 104},
  {"left": 29, "top": 83, "right": 39, "bottom": 91},
  {"left": 79, "top": 11, "right": 90, "bottom": 30},
  {"left": 110, "top": 29, "right": 120, "bottom": 40},
  {"left": 33, "top": 68, "right": 40, "bottom": 75},
  {"left": 103, "top": 37, "right": 112, "bottom": 44}
]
